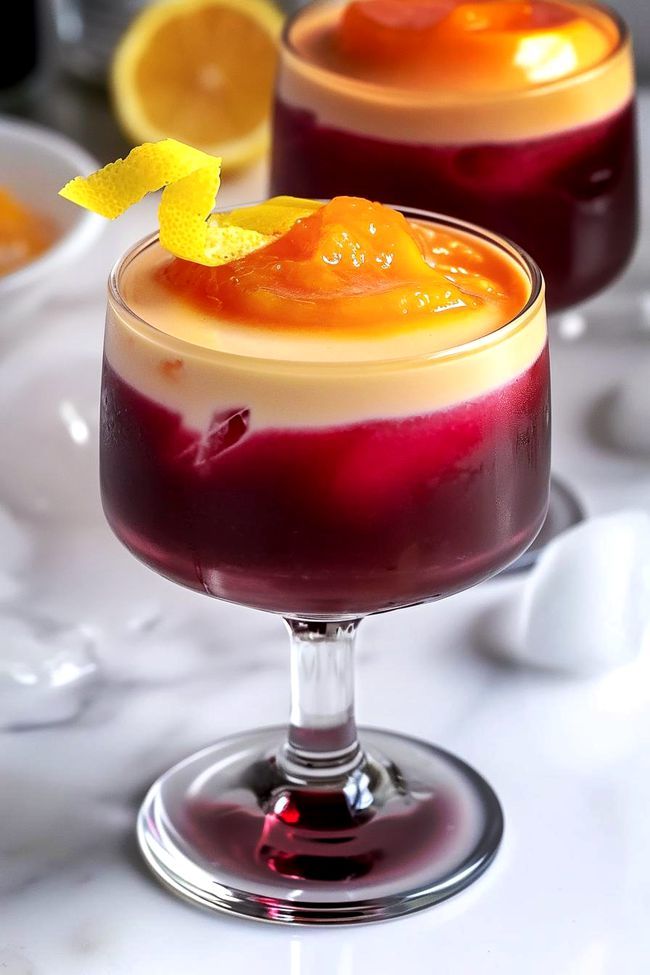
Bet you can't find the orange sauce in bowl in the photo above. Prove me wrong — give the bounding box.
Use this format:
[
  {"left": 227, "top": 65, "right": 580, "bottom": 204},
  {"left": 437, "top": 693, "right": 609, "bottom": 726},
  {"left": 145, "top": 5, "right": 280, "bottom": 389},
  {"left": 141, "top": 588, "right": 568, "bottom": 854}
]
[{"left": 0, "top": 186, "right": 55, "bottom": 277}]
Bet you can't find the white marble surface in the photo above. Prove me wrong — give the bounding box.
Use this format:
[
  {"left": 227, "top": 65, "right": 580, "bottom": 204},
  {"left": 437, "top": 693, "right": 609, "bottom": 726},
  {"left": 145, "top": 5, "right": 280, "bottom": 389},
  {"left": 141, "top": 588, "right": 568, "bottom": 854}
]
[{"left": 1, "top": 100, "right": 650, "bottom": 972}]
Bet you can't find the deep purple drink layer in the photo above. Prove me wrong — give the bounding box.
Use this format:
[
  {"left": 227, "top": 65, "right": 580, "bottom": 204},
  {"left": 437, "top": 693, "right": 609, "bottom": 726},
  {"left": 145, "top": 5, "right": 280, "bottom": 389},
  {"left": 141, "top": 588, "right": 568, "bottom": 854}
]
[
  {"left": 183, "top": 781, "right": 457, "bottom": 886},
  {"left": 271, "top": 100, "right": 638, "bottom": 312},
  {"left": 101, "top": 349, "right": 550, "bottom": 617}
]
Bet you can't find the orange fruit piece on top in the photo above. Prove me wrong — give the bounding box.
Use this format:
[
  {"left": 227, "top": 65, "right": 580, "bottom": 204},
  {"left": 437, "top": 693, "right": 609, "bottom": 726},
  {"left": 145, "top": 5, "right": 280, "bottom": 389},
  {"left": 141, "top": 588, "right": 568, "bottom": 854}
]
[
  {"left": 338, "top": 0, "right": 614, "bottom": 91},
  {"left": 0, "top": 187, "right": 54, "bottom": 277},
  {"left": 163, "top": 195, "right": 476, "bottom": 331},
  {"left": 339, "top": 0, "right": 456, "bottom": 64}
]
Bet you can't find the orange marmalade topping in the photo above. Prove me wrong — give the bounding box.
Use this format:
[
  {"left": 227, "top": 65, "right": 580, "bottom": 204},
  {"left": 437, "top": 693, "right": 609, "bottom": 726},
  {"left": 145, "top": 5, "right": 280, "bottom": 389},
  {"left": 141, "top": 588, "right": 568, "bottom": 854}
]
[
  {"left": 162, "top": 196, "right": 528, "bottom": 334},
  {"left": 0, "top": 187, "right": 54, "bottom": 277},
  {"left": 296, "top": 0, "right": 618, "bottom": 92}
]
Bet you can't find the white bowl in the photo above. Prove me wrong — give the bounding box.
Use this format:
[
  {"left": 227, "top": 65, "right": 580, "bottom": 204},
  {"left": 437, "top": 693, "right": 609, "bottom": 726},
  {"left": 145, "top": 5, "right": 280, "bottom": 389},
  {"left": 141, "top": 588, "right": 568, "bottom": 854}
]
[{"left": 0, "top": 116, "right": 104, "bottom": 322}]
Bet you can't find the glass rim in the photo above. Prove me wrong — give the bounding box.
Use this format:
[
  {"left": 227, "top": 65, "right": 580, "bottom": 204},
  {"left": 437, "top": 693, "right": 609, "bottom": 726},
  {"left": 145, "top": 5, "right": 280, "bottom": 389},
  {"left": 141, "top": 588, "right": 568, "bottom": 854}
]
[
  {"left": 280, "top": 0, "right": 631, "bottom": 107},
  {"left": 107, "top": 203, "right": 545, "bottom": 374}
]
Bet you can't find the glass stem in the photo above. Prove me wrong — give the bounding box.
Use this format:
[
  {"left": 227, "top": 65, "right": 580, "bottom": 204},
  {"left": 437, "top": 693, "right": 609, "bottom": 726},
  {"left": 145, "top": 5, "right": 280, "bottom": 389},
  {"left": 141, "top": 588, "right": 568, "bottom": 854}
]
[{"left": 281, "top": 618, "right": 364, "bottom": 780}]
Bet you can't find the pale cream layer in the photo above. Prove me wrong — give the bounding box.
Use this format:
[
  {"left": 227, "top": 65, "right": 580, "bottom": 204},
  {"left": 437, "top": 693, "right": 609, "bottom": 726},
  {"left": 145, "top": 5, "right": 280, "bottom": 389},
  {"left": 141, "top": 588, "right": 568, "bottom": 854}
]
[
  {"left": 278, "top": 1, "right": 634, "bottom": 145},
  {"left": 106, "top": 235, "right": 547, "bottom": 433}
]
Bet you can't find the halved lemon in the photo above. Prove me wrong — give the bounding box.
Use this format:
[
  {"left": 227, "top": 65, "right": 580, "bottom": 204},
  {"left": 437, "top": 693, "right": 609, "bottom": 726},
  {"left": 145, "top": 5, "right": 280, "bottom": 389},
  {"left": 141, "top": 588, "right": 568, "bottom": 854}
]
[{"left": 111, "top": 0, "right": 283, "bottom": 172}]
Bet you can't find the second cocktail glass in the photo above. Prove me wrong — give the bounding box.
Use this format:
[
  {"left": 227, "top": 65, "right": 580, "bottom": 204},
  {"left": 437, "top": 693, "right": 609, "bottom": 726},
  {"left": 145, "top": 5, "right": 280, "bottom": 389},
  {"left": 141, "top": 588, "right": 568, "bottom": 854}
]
[
  {"left": 271, "top": 0, "right": 637, "bottom": 313},
  {"left": 101, "top": 203, "right": 550, "bottom": 923}
]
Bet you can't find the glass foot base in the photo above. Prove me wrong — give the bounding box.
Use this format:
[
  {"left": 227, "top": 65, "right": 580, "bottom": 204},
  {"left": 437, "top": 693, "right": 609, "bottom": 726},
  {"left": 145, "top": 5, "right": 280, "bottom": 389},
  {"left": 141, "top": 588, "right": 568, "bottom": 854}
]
[
  {"left": 137, "top": 726, "right": 503, "bottom": 925},
  {"left": 504, "top": 475, "right": 585, "bottom": 573}
]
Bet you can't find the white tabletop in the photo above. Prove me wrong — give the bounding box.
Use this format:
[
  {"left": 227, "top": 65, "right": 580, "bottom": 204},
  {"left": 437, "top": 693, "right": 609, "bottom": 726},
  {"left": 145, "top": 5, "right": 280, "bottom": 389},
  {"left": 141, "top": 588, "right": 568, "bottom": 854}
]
[{"left": 1, "top": 96, "right": 649, "bottom": 974}]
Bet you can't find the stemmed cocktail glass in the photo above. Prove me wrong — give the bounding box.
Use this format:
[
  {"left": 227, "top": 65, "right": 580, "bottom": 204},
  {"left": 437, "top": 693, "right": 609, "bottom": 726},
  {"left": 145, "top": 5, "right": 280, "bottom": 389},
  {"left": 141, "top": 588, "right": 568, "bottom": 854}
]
[{"left": 101, "top": 205, "right": 550, "bottom": 923}]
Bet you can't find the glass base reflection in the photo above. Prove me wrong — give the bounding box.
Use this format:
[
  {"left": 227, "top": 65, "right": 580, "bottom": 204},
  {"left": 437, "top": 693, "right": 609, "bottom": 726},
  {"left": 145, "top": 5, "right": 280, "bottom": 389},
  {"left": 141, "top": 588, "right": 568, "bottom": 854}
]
[{"left": 138, "top": 726, "right": 503, "bottom": 925}]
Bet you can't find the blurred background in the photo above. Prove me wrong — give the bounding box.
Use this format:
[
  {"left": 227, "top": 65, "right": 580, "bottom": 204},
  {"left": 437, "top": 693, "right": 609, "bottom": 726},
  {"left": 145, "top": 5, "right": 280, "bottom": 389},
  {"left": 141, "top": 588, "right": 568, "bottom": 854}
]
[{"left": 0, "top": 0, "right": 647, "bottom": 167}]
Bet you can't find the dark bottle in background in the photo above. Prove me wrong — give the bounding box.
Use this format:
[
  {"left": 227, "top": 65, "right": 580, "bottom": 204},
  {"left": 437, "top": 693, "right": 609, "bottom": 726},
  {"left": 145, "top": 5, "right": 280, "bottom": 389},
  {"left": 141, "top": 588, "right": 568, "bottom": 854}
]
[{"left": 0, "top": 0, "right": 44, "bottom": 106}]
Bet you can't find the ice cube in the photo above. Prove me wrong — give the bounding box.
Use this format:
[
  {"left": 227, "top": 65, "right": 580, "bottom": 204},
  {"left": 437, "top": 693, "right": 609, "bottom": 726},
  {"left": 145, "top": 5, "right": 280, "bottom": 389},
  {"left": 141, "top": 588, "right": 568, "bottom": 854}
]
[
  {"left": 0, "top": 614, "right": 97, "bottom": 729},
  {"left": 483, "top": 511, "right": 650, "bottom": 675},
  {"left": 170, "top": 406, "right": 250, "bottom": 474},
  {"left": 606, "top": 359, "right": 650, "bottom": 456},
  {"left": 0, "top": 315, "right": 102, "bottom": 523}
]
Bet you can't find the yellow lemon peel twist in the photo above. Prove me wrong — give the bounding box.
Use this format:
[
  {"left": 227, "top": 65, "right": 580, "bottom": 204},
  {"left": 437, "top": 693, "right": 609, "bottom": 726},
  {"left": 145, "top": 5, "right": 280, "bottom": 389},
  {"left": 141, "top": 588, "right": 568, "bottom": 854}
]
[{"left": 59, "top": 140, "right": 322, "bottom": 266}]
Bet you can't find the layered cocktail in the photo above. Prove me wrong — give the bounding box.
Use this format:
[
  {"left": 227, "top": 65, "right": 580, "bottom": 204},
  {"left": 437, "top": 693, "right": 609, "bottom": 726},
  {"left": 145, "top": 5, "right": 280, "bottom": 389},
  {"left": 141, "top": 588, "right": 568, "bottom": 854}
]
[
  {"left": 99, "top": 196, "right": 549, "bottom": 921},
  {"left": 271, "top": 0, "right": 637, "bottom": 312},
  {"left": 103, "top": 197, "right": 549, "bottom": 617},
  {"left": 62, "top": 142, "right": 550, "bottom": 923}
]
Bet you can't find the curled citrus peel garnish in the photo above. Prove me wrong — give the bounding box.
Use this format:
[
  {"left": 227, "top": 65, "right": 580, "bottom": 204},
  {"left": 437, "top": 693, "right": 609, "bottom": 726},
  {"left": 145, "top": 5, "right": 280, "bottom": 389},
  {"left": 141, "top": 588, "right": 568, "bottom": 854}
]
[{"left": 59, "top": 139, "right": 321, "bottom": 266}]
